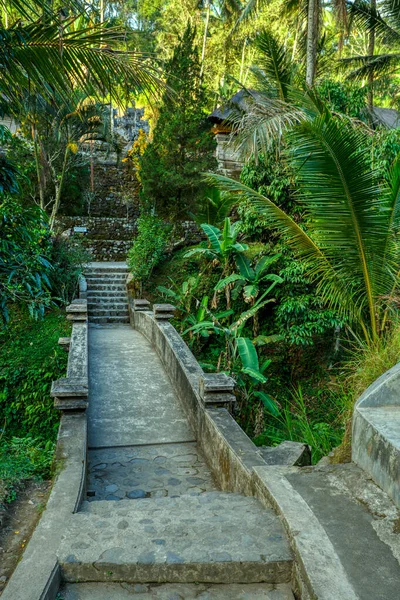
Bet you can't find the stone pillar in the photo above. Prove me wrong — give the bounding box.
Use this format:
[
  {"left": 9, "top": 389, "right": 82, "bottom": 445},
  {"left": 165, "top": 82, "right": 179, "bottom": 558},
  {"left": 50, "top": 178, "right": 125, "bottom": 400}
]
[
  {"left": 199, "top": 373, "right": 236, "bottom": 409},
  {"left": 133, "top": 299, "right": 151, "bottom": 311},
  {"left": 51, "top": 300, "right": 89, "bottom": 411},
  {"left": 153, "top": 304, "right": 176, "bottom": 320}
]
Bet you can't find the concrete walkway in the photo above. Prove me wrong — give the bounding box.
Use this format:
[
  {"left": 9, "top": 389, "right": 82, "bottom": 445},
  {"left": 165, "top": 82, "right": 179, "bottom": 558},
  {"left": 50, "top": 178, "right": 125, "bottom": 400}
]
[
  {"left": 58, "top": 320, "right": 294, "bottom": 598},
  {"left": 87, "top": 326, "right": 194, "bottom": 448}
]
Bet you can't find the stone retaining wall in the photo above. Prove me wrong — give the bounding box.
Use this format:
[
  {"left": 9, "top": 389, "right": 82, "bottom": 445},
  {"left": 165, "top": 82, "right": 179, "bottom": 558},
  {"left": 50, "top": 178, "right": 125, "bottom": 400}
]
[
  {"left": 56, "top": 216, "right": 136, "bottom": 261},
  {"left": 352, "top": 361, "right": 400, "bottom": 508}
]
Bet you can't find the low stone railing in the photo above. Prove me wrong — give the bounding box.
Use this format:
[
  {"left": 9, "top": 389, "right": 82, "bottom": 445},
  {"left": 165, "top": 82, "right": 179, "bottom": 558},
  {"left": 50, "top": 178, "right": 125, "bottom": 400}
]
[
  {"left": 128, "top": 294, "right": 358, "bottom": 600},
  {"left": 129, "top": 297, "right": 267, "bottom": 495},
  {"left": 2, "top": 301, "right": 89, "bottom": 600},
  {"left": 51, "top": 299, "right": 89, "bottom": 412},
  {"left": 353, "top": 362, "right": 400, "bottom": 508}
]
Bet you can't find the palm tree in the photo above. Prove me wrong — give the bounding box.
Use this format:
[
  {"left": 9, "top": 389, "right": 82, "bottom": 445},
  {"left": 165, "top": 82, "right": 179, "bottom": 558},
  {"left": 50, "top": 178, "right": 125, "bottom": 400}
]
[
  {"left": 225, "top": 30, "right": 310, "bottom": 159},
  {"left": 0, "top": 17, "right": 162, "bottom": 110},
  {"left": 0, "top": 1, "right": 163, "bottom": 194},
  {"left": 343, "top": 0, "right": 400, "bottom": 110},
  {"left": 207, "top": 104, "right": 400, "bottom": 345}
]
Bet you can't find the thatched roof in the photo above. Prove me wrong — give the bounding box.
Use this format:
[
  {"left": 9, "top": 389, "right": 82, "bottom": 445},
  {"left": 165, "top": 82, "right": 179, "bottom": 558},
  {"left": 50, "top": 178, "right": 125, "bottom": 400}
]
[
  {"left": 371, "top": 107, "right": 400, "bottom": 129},
  {"left": 208, "top": 89, "right": 260, "bottom": 124}
]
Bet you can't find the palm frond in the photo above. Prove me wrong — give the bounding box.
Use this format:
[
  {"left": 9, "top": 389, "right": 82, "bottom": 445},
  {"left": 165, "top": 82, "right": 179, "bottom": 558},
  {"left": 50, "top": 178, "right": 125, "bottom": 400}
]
[
  {"left": 288, "top": 110, "right": 396, "bottom": 331},
  {"left": 343, "top": 52, "right": 400, "bottom": 81},
  {"left": 0, "top": 0, "right": 88, "bottom": 19},
  {"left": 228, "top": 91, "right": 308, "bottom": 158},
  {"left": 378, "top": 0, "right": 400, "bottom": 30},
  {"left": 348, "top": 0, "right": 400, "bottom": 43},
  {"left": 206, "top": 109, "right": 399, "bottom": 337},
  {"left": 253, "top": 30, "right": 293, "bottom": 101},
  {"left": 0, "top": 18, "right": 163, "bottom": 108},
  {"left": 230, "top": 0, "right": 269, "bottom": 33}
]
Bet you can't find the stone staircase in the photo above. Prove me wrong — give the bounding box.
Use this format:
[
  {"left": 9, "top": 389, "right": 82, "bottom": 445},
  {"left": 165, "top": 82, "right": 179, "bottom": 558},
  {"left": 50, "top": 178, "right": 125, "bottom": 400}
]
[
  {"left": 85, "top": 263, "right": 129, "bottom": 324},
  {"left": 59, "top": 492, "right": 293, "bottom": 585}
]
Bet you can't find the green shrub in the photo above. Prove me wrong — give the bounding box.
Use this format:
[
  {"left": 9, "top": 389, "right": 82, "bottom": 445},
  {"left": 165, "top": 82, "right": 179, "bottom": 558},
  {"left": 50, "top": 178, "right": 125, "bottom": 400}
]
[
  {"left": 0, "top": 309, "right": 70, "bottom": 441},
  {"left": 0, "top": 198, "right": 52, "bottom": 323},
  {"left": 0, "top": 436, "right": 54, "bottom": 504},
  {"left": 127, "top": 212, "right": 170, "bottom": 289},
  {"left": 49, "top": 236, "right": 91, "bottom": 305}
]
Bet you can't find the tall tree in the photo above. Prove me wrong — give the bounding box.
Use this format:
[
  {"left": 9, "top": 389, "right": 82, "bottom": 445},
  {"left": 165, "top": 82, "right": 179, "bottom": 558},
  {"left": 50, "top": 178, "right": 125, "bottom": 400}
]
[{"left": 139, "top": 23, "right": 216, "bottom": 220}]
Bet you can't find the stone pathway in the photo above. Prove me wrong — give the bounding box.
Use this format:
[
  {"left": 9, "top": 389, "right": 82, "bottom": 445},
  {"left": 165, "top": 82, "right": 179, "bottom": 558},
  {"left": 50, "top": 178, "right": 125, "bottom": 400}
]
[
  {"left": 87, "top": 442, "right": 216, "bottom": 501},
  {"left": 59, "top": 582, "right": 294, "bottom": 599},
  {"left": 87, "top": 325, "right": 195, "bottom": 449},
  {"left": 58, "top": 275, "right": 295, "bottom": 596}
]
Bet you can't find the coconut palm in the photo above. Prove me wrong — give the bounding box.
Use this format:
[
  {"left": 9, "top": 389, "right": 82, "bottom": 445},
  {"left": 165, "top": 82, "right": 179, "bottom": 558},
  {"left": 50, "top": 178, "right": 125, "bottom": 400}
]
[
  {"left": 207, "top": 105, "right": 400, "bottom": 345},
  {"left": 0, "top": 17, "right": 162, "bottom": 111},
  {"left": 343, "top": 0, "right": 400, "bottom": 109}
]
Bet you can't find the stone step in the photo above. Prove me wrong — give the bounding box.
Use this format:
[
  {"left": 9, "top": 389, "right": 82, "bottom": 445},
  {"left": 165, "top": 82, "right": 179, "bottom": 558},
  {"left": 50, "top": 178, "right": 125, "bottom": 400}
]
[
  {"left": 87, "top": 283, "right": 126, "bottom": 291},
  {"left": 85, "top": 265, "right": 129, "bottom": 275},
  {"left": 89, "top": 315, "right": 130, "bottom": 324},
  {"left": 58, "top": 492, "right": 292, "bottom": 585},
  {"left": 59, "top": 582, "right": 295, "bottom": 599},
  {"left": 87, "top": 292, "right": 127, "bottom": 299},
  {"left": 85, "top": 275, "right": 127, "bottom": 283},
  {"left": 88, "top": 308, "right": 129, "bottom": 317},
  {"left": 88, "top": 302, "right": 128, "bottom": 311}
]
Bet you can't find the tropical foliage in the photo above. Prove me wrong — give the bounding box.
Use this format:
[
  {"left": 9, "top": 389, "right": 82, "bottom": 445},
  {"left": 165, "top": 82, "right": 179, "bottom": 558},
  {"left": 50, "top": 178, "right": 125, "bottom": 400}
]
[{"left": 4, "top": 0, "right": 400, "bottom": 492}]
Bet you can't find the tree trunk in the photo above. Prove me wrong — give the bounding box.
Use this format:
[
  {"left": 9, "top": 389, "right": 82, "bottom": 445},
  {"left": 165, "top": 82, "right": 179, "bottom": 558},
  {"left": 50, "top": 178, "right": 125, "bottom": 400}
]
[
  {"left": 49, "top": 147, "right": 69, "bottom": 230},
  {"left": 306, "top": 0, "right": 319, "bottom": 87},
  {"left": 32, "top": 124, "right": 46, "bottom": 210},
  {"left": 367, "top": 0, "right": 376, "bottom": 113},
  {"left": 200, "top": 1, "right": 210, "bottom": 83},
  {"left": 239, "top": 37, "right": 247, "bottom": 82}
]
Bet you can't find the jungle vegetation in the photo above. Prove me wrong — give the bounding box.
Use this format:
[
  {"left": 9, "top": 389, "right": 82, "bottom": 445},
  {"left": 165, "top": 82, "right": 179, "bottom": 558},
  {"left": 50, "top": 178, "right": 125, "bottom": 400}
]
[{"left": 1, "top": 0, "right": 400, "bottom": 502}]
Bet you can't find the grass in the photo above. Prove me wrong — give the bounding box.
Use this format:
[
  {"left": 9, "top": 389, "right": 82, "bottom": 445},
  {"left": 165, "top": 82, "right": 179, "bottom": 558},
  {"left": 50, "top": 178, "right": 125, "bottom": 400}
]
[
  {"left": 332, "top": 321, "right": 400, "bottom": 463},
  {"left": 0, "top": 307, "right": 71, "bottom": 506},
  {"left": 0, "top": 437, "right": 54, "bottom": 505}
]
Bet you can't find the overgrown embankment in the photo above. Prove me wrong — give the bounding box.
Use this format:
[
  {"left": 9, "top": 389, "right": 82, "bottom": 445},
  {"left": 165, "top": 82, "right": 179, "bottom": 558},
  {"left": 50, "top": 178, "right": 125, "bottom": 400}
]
[{"left": 0, "top": 309, "right": 71, "bottom": 507}]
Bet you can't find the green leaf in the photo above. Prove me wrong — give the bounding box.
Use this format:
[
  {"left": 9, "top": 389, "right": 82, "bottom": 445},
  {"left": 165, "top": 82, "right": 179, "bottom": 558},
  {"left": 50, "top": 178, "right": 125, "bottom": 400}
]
[
  {"left": 243, "top": 284, "right": 258, "bottom": 300},
  {"left": 241, "top": 367, "right": 267, "bottom": 383},
  {"left": 215, "top": 309, "right": 235, "bottom": 319},
  {"left": 236, "top": 337, "right": 259, "bottom": 371},
  {"left": 201, "top": 223, "right": 222, "bottom": 253},
  {"left": 253, "top": 334, "right": 285, "bottom": 346},
  {"left": 214, "top": 273, "right": 244, "bottom": 291},
  {"left": 254, "top": 391, "right": 280, "bottom": 416},
  {"left": 235, "top": 253, "right": 254, "bottom": 280},
  {"left": 183, "top": 247, "right": 209, "bottom": 258}
]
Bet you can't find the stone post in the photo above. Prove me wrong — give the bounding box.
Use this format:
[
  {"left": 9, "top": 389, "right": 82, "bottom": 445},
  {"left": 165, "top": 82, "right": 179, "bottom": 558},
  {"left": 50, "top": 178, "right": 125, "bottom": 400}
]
[
  {"left": 153, "top": 304, "right": 176, "bottom": 320},
  {"left": 51, "top": 299, "right": 89, "bottom": 411},
  {"left": 199, "top": 373, "right": 236, "bottom": 409},
  {"left": 133, "top": 299, "right": 151, "bottom": 311}
]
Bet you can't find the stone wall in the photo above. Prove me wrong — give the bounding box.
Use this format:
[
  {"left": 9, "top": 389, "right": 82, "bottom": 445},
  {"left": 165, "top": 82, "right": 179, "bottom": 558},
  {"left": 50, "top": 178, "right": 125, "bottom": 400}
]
[
  {"left": 56, "top": 216, "right": 136, "bottom": 261},
  {"left": 89, "top": 164, "right": 139, "bottom": 219},
  {"left": 113, "top": 107, "right": 150, "bottom": 143}
]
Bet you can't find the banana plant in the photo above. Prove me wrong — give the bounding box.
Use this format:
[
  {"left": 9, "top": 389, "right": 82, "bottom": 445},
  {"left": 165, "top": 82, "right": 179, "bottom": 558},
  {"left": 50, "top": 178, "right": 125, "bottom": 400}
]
[
  {"left": 185, "top": 217, "right": 249, "bottom": 309},
  {"left": 184, "top": 217, "right": 248, "bottom": 271},
  {"left": 183, "top": 293, "right": 276, "bottom": 369},
  {"left": 215, "top": 254, "right": 283, "bottom": 334},
  {"left": 157, "top": 275, "right": 201, "bottom": 324},
  {"left": 236, "top": 337, "right": 280, "bottom": 417}
]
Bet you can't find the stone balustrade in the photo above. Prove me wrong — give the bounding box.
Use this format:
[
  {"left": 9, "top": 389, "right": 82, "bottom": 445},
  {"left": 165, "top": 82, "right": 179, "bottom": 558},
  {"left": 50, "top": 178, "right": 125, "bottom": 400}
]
[{"left": 51, "top": 299, "right": 89, "bottom": 412}]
